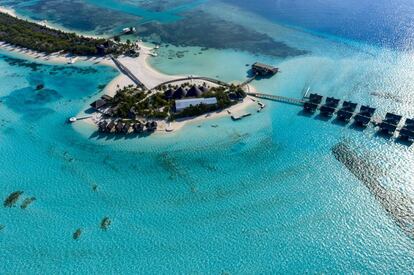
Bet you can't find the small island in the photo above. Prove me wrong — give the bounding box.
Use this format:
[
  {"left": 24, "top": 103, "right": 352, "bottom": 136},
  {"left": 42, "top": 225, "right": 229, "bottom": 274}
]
[
  {"left": 89, "top": 82, "right": 248, "bottom": 134},
  {"left": 0, "top": 9, "right": 280, "bottom": 135},
  {"left": 0, "top": 11, "right": 138, "bottom": 56}
]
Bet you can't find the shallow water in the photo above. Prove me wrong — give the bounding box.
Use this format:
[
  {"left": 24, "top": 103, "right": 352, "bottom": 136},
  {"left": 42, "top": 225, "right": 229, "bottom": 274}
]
[{"left": 1, "top": 0, "right": 414, "bottom": 273}]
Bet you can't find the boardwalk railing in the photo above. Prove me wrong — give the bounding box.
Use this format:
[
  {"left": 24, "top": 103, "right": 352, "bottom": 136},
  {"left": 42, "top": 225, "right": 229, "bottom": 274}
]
[
  {"left": 109, "top": 55, "right": 147, "bottom": 90},
  {"left": 239, "top": 74, "right": 258, "bottom": 87},
  {"left": 152, "top": 76, "right": 230, "bottom": 90},
  {"left": 247, "top": 92, "right": 305, "bottom": 106}
]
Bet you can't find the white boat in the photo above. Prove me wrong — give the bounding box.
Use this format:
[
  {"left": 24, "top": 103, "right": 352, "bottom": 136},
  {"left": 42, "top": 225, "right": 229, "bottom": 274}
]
[
  {"left": 165, "top": 123, "right": 174, "bottom": 132},
  {"left": 68, "top": 57, "right": 78, "bottom": 64},
  {"left": 149, "top": 52, "right": 158, "bottom": 57},
  {"left": 68, "top": 117, "right": 77, "bottom": 123}
]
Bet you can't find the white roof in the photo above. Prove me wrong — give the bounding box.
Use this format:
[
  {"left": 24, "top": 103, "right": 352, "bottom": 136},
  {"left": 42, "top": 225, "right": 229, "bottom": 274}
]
[{"left": 175, "top": 97, "right": 217, "bottom": 110}]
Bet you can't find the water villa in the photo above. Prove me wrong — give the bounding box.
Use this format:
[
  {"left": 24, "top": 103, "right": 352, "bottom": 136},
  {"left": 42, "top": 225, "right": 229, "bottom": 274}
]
[
  {"left": 303, "top": 93, "right": 323, "bottom": 113},
  {"left": 379, "top": 113, "right": 402, "bottom": 135},
  {"left": 399, "top": 118, "right": 414, "bottom": 141},
  {"left": 133, "top": 122, "right": 144, "bottom": 133},
  {"left": 320, "top": 97, "right": 340, "bottom": 117},
  {"left": 354, "top": 105, "right": 376, "bottom": 127},
  {"left": 252, "top": 62, "right": 279, "bottom": 76},
  {"left": 337, "top": 101, "right": 357, "bottom": 121}
]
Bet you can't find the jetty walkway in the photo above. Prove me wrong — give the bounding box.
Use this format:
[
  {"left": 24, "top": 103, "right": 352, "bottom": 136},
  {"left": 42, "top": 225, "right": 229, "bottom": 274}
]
[{"left": 247, "top": 92, "right": 305, "bottom": 106}]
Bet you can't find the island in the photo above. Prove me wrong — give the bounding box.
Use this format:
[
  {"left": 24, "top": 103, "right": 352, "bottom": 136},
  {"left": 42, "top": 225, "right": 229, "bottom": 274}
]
[
  {"left": 0, "top": 11, "right": 138, "bottom": 56},
  {"left": 0, "top": 9, "right": 280, "bottom": 135}
]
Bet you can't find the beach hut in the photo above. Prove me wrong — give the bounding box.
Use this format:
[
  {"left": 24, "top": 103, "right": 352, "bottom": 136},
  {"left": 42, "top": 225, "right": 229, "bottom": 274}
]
[
  {"left": 172, "top": 87, "right": 187, "bottom": 99},
  {"left": 122, "top": 122, "right": 131, "bottom": 134},
  {"left": 133, "top": 122, "right": 144, "bottom": 133},
  {"left": 354, "top": 105, "right": 376, "bottom": 127},
  {"left": 106, "top": 121, "right": 115, "bottom": 132},
  {"left": 320, "top": 97, "right": 340, "bottom": 117},
  {"left": 378, "top": 113, "right": 402, "bottom": 135},
  {"left": 115, "top": 121, "right": 124, "bottom": 133},
  {"left": 98, "top": 121, "right": 108, "bottom": 132},
  {"left": 186, "top": 86, "right": 203, "bottom": 97}
]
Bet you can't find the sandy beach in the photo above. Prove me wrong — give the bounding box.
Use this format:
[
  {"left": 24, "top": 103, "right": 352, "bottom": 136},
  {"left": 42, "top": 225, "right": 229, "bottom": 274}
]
[{"left": 0, "top": 6, "right": 258, "bottom": 134}]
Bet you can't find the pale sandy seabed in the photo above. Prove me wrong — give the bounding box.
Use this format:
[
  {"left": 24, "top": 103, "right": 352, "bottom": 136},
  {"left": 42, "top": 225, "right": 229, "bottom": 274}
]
[{"left": 0, "top": 5, "right": 258, "bottom": 135}]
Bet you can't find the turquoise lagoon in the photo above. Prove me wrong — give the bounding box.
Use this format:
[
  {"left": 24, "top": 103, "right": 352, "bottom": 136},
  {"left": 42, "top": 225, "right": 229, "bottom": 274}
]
[{"left": 1, "top": 0, "right": 414, "bottom": 273}]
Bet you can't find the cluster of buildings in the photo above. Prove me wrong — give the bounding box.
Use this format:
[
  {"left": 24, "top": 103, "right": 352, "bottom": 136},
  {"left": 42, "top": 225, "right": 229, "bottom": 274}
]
[
  {"left": 89, "top": 95, "right": 158, "bottom": 135},
  {"left": 303, "top": 93, "right": 414, "bottom": 141},
  {"left": 98, "top": 120, "right": 157, "bottom": 134},
  {"left": 163, "top": 85, "right": 210, "bottom": 100}
]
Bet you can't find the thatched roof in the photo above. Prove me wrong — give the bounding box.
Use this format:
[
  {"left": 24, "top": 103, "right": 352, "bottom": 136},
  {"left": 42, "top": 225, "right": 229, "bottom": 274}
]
[
  {"left": 186, "top": 86, "right": 203, "bottom": 97},
  {"left": 90, "top": 99, "right": 107, "bottom": 109},
  {"left": 164, "top": 89, "right": 174, "bottom": 99},
  {"left": 172, "top": 87, "right": 187, "bottom": 99}
]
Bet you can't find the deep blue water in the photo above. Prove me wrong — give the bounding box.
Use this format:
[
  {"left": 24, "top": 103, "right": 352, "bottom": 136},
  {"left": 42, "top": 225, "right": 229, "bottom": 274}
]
[{"left": 222, "top": 0, "right": 414, "bottom": 49}]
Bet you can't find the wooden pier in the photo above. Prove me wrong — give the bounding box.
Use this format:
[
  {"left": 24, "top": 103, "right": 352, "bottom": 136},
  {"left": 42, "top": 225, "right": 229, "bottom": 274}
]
[{"left": 247, "top": 92, "right": 305, "bottom": 106}]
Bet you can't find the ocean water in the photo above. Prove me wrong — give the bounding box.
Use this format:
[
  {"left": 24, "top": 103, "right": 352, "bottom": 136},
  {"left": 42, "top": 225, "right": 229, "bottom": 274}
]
[{"left": 1, "top": 0, "right": 414, "bottom": 273}]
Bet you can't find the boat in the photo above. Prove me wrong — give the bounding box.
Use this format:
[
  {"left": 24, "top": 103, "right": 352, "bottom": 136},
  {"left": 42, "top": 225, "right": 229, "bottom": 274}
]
[
  {"left": 68, "top": 117, "right": 77, "bottom": 123},
  {"left": 68, "top": 57, "right": 78, "bottom": 64}
]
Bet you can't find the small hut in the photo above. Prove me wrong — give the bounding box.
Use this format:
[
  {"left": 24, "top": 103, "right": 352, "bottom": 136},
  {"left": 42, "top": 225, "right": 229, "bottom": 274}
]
[
  {"left": 115, "top": 121, "right": 124, "bottom": 133},
  {"left": 122, "top": 122, "right": 131, "bottom": 134},
  {"left": 106, "top": 121, "right": 115, "bottom": 132},
  {"left": 98, "top": 121, "right": 108, "bottom": 132},
  {"left": 133, "top": 123, "right": 144, "bottom": 133}
]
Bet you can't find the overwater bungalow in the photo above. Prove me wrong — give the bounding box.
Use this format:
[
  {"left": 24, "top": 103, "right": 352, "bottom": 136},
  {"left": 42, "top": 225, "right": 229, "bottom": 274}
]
[
  {"left": 354, "top": 105, "right": 376, "bottom": 127},
  {"left": 379, "top": 113, "right": 402, "bottom": 135},
  {"left": 115, "top": 121, "right": 124, "bottom": 133},
  {"left": 303, "top": 93, "right": 323, "bottom": 113},
  {"left": 146, "top": 121, "right": 157, "bottom": 132},
  {"left": 398, "top": 127, "right": 414, "bottom": 141},
  {"left": 251, "top": 62, "right": 279, "bottom": 76},
  {"left": 336, "top": 101, "right": 357, "bottom": 121},
  {"left": 320, "top": 97, "right": 340, "bottom": 117},
  {"left": 403, "top": 118, "right": 414, "bottom": 131}
]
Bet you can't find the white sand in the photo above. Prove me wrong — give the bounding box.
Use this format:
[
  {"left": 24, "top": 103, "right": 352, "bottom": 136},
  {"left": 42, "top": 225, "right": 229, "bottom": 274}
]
[{"left": 0, "top": 7, "right": 259, "bottom": 133}]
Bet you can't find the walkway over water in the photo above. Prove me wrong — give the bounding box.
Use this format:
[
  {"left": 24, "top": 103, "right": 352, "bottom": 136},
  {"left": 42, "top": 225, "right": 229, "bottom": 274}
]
[{"left": 247, "top": 92, "right": 305, "bottom": 106}]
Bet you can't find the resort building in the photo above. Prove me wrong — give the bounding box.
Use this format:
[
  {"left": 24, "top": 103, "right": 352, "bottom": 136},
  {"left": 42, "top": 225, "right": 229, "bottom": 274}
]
[
  {"left": 175, "top": 97, "right": 217, "bottom": 112},
  {"left": 252, "top": 62, "right": 279, "bottom": 76}
]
